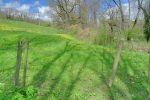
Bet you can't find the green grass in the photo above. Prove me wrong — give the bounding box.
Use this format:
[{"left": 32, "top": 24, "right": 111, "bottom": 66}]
[{"left": 0, "top": 19, "right": 150, "bottom": 100}]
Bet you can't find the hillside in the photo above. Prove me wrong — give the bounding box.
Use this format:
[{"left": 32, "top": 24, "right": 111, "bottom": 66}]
[{"left": 0, "top": 19, "right": 150, "bottom": 100}]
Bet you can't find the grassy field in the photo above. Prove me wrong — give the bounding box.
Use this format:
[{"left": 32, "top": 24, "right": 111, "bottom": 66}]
[{"left": 0, "top": 19, "right": 150, "bottom": 100}]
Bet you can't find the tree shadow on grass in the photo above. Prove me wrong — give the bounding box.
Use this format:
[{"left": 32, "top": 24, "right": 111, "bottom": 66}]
[
  {"left": 95, "top": 51, "right": 150, "bottom": 99},
  {"left": 100, "top": 73, "right": 114, "bottom": 100},
  {"left": 117, "top": 56, "right": 150, "bottom": 99},
  {"left": 40, "top": 53, "right": 73, "bottom": 99},
  {"left": 63, "top": 54, "right": 91, "bottom": 100},
  {"left": 89, "top": 49, "right": 132, "bottom": 99},
  {"left": 101, "top": 51, "right": 150, "bottom": 99},
  {"left": 92, "top": 47, "right": 114, "bottom": 72},
  {"left": 86, "top": 52, "right": 115, "bottom": 100},
  {"left": 0, "top": 65, "right": 15, "bottom": 83},
  {"left": 0, "top": 39, "right": 18, "bottom": 51},
  {"left": 0, "top": 67, "right": 15, "bottom": 73},
  {"left": 100, "top": 72, "right": 129, "bottom": 100},
  {"left": 31, "top": 42, "right": 71, "bottom": 88}
]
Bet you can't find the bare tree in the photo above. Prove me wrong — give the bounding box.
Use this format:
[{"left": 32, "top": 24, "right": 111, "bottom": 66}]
[
  {"left": 88, "top": 0, "right": 100, "bottom": 27},
  {"left": 49, "top": 0, "right": 77, "bottom": 25},
  {"left": 79, "top": 0, "right": 88, "bottom": 29},
  {"left": 109, "top": 40, "right": 123, "bottom": 87},
  {"left": 138, "top": 0, "right": 150, "bottom": 79},
  {"left": 108, "top": 0, "right": 125, "bottom": 87},
  {"left": 105, "top": 1, "right": 118, "bottom": 43},
  {"left": 128, "top": 0, "right": 131, "bottom": 28}
]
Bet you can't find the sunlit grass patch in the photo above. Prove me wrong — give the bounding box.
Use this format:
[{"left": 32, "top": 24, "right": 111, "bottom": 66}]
[{"left": 0, "top": 19, "right": 150, "bottom": 99}]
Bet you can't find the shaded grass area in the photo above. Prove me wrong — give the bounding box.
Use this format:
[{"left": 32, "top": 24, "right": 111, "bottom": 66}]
[{"left": 0, "top": 20, "right": 150, "bottom": 99}]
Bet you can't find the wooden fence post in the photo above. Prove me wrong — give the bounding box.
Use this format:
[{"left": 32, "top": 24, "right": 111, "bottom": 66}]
[
  {"left": 15, "top": 41, "right": 23, "bottom": 86},
  {"left": 23, "top": 41, "right": 29, "bottom": 87}
]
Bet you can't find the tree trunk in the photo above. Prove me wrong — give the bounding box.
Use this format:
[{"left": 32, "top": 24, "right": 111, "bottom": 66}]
[
  {"left": 119, "top": 0, "right": 125, "bottom": 30},
  {"left": 23, "top": 41, "right": 29, "bottom": 87},
  {"left": 128, "top": 0, "right": 131, "bottom": 28},
  {"left": 148, "top": 52, "right": 150, "bottom": 80},
  {"left": 15, "top": 41, "right": 23, "bottom": 86},
  {"left": 109, "top": 1, "right": 124, "bottom": 85},
  {"left": 148, "top": 42, "right": 150, "bottom": 80},
  {"left": 93, "top": 7, "right": 97, "bottom": 27},
  {"left": 80, "top": 0, "right": 87, "bottom": 29},
  {"left": 109, "top": 40, "right": 123, "bottom": 87}
]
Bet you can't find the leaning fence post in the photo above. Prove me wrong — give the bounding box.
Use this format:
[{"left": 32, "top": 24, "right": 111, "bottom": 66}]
[
  {"left": 23, "top": 41, "right": 29, "bottom": 87},
  {"left": 15, "top": 41, "right": 23, "bottom": 86}
]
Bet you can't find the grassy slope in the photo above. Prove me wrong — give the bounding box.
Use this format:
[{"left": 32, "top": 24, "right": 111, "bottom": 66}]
[{"left": 0, "top": 19, "right": 150, "bottom": 100}]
